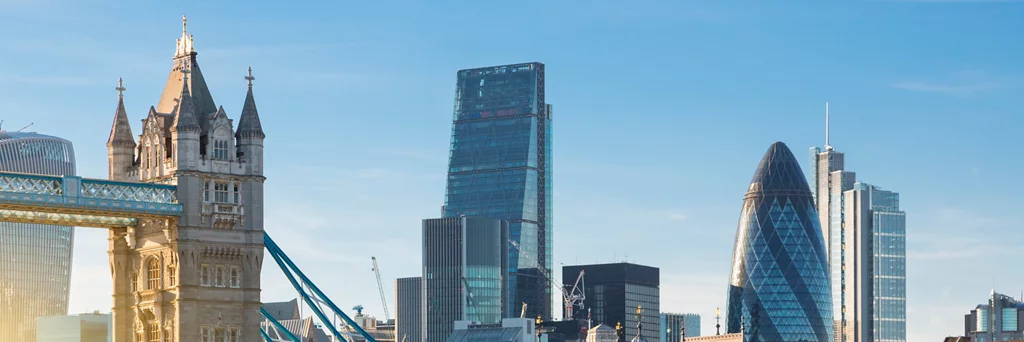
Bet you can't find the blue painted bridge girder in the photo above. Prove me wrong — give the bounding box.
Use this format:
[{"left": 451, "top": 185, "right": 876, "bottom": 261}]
[{"left": 0, "top": 171, "right": 182, "bottom": 228}]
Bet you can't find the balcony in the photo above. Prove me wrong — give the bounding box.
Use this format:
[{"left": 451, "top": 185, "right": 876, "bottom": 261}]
[{"left": 201, "top": 202, "right": 244, "bottom": 229}]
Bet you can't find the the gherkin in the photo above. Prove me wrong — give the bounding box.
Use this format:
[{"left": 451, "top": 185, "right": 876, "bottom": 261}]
[{"left": 726, "top": 142, "right": 834, "bottom": 342}]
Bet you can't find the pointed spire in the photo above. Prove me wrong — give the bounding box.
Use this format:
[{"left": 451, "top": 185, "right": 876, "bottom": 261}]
[
  {"left": 825, "top": 102, "right": 834, "bottom": 151},
  {"left": 172, "top": 68, "right": 201, "bottom": 133},
  {"left": 176, "top": 15, "right": 195, "bottom": 57},
  {"left": 236, "top": 66, "right": 265, "bottom": 139},
  {"left": 107, "top": 77, "right": 136, "bottom": 147}
]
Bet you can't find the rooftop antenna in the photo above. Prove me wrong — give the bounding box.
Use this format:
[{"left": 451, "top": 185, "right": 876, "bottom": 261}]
[
  {"left": 0, "top": 120, "right": 4, "bottom": 132},
  {"left": 825, "top": 102, "right": 834, "bottom": 151},
  {"left": 17, "top": 122, "right": 33, "bottom": 132}
]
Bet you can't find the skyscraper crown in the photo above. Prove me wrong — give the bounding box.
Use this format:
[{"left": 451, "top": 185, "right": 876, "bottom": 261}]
[{"left": 747, "top": 141, "right": 812, "bottom": 198}]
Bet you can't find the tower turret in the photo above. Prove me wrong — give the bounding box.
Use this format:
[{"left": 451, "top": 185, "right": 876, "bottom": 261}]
[
  {"left": 171, "top": 68, "right": 201, "bottom": 171},
  {"left": 107, "top": 78, "right": 136, "bottom": 180},
  {"left": 235, "top": 66, "right": 265, "bottom": 176}
]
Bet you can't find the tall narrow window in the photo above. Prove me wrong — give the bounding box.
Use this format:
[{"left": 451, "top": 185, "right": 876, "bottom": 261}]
[
  {"left": 204, "top": 182, "right": 210, "bottom": 202},
  {"left": 200, "top": 264, "right": 210, "bottom": 286},
  {"left": 130, "top": 272, "right": 138, "bottom": 292},
  {"left": 200, "top": 326, "right": 211, "bottom": 342},
  {"left": 230, "top": 266, "right": 240, "bottom": 288},
  {"left": 147, "top": 320, "right": 159, "bottom": 342},
  {"left": 215, "top": 183, "right": 229, "bottom": 203},
  {"left": 168, "top": 265, "right": 176, "bottom": 286},
  {"left": 214, "top": 140, "right": 228, "bottom": 160},
  {"left": 147, "top": 258, "right": 160, "bottom": 290},
  {"left": 229, "top": 327, "right": 239, "bottom": 342},
  {"left": 215, "top": 266, "right": 225, "bottom": 287},
  {"left": 214, "top": 328, "right": 226, "bottom": 342},
  {"left": 233, "top": 184, "right": 240, "bottom": 204}
]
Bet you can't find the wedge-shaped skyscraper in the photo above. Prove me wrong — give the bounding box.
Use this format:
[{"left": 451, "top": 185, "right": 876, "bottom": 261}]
[{"left": 726, "top": 142, "right": 834, "bottom": 342}]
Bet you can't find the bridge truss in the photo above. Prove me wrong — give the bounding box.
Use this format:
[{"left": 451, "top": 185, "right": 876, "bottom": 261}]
[{"left": 0, "top": 171, "right": 379, "bottom": 342}]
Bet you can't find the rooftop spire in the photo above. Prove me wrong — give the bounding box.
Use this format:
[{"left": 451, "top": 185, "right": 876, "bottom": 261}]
[
  {"left": 236, "top": 66, "right": 265, "bottom": 139},
  {"left": 172, "top": 68, "right": 201, "bottom": 133},
  {"left": 175, "top": 15, "right": 194, "bottom": 57},
  {"left": 116, "top": 77, "right": 126, "bottom": 98},
  {"left": 245, "top": 66, "right": 255, "bottom": 88},
  {"left": 825, "top": 102, "right": 834, "bottom": 151},
  {"left": 107, "top": 78, "right": 135, "bottom": 147}
]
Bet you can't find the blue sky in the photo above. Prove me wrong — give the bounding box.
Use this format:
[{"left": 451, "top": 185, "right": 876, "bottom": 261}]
[{"left": 1, "top": 1, "right": 1021, "bottom": 341}]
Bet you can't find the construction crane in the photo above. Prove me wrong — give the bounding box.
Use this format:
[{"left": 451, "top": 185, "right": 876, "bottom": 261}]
[
  {"left": 371, "top": 257, "right": 391, "bottom": 322},
  {"left": 508, "top": 240, "right": 586, "bottom": 320}
]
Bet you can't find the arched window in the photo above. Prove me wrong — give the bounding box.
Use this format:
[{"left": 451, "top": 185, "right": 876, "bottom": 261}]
[
  {"left": 229, "top": 266, "right": 240, "bottom": 288},
  {"left": 147, "top": 258, "right": 160, "bottom": 290}
]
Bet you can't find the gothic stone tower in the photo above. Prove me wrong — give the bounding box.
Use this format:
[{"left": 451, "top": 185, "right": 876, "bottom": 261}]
[{"left": 106, "top": 16, "right": 266, "bottom": 342}]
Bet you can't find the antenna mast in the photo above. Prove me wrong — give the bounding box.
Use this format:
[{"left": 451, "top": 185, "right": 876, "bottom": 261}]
[
  {"left": 825, "top": 102, "right": 833, "bottom": 151},
  {"left": 17, "top": 122, "right": 33, "bottom": 132}
]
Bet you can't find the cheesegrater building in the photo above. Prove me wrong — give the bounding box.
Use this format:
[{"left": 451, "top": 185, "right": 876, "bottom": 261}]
[
  {"left": 0, "top": 131, "right": 77, "bottom": 342},
  {"left": 442, "top": 62, "right": 553, "bottom": 320},
  {"left": 726, "top": 142, "right": 833, "bottom": 342}
]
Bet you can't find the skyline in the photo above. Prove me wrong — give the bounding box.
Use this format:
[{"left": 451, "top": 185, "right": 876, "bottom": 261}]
[{"left": 0, "top": 1, "right": 1021, "bottom": 342}]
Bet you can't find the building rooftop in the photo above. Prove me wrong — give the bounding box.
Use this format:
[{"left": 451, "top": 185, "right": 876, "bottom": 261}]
[{"left": 0, "top": 131, "right": 66, "bottom": 141}]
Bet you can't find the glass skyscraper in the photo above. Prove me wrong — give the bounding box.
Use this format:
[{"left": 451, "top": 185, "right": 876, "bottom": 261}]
[
  {"left": 727, "top": 142, "right": 833, "bottom": 342},
  {"left": 844, "top": 183, "right": 906, "bottom": 342},
  {"left": 443, "top": 62, "right": 552, "bottom": 320},
  {"left": 810, "top": 145, "right": 855, "bottom": 342},
  {"left": 811, "top": 143, "right": 907, "bottom": 342},
  {"left": 0, "top": 131, "right": 77, "bottom": 342}
]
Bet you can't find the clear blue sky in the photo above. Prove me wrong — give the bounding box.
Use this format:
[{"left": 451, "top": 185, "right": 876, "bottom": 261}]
[{"left": 1, "top": 1, "right": 1021, "bottom": 341}]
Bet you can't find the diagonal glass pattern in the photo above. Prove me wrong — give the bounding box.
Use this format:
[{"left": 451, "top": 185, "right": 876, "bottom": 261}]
[{"left": 727, "top": 142, "right": 834, "bottom": 342}]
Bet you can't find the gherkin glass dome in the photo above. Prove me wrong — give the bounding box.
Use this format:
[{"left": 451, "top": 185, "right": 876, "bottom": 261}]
[{"left": 726, "top": 142, "right": 834, "bottom": 342}]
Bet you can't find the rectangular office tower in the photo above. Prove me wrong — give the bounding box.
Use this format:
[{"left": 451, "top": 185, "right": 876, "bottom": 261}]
[
  {"left": 810, "top": 145, "right": 856, "bottom": 342},
  {"left": 0, "top": 132, "right": 77, "bottom": 342},
  {"left": 843, "top": 183, "right": 906, "bottom": 342},
  {"left": 443, "top": 62, "right": 553, "bottom": 320},
  {"left": 564, "top": 263, "right": 660, "bottom": 342},
  {"left": 422, "top": 217, "right": 510, "bottom": 342},
  {"left": 396, "top": 277, "right": 422, "bottom": 342}
]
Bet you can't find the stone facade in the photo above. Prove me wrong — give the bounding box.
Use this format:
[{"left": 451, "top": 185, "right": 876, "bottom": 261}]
[{"left": 105, "top": 16, "right": 266, "bottom": 342}]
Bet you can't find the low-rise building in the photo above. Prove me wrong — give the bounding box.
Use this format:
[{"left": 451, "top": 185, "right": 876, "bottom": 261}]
[{"left": 36, "top": 312, "right": 111, "bottom": 342}]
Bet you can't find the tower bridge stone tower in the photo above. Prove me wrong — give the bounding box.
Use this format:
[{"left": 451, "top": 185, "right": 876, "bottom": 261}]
[{"left": 105, "top": 16, "right": 266, "bottom": 342}]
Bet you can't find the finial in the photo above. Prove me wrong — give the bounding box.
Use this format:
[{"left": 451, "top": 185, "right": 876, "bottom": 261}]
[
  {"left": 116, "top": 78, "right": 126, "bottom": 98},
  {"left": 182, "top": 15, "right": 188, "bottom": 34},
  {"left": 245, "top": 66, "right": 255, "bottom": 88}
]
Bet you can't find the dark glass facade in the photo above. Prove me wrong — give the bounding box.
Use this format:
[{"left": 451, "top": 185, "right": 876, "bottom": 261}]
[
  {"left": 564, "top": 263, "right": 660, "bottom": 341},
  {"left": 396, "top": 277, "right": 422, "bottom": 342},
  {"left": 726, "top": 142, "right": 834, "bottom": 342},
  {"left": 422, "top": 217, "right": 509, "bottom": 342},
  {"left": 443, "top": 62, "right": 552, "bottom": 319}
]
